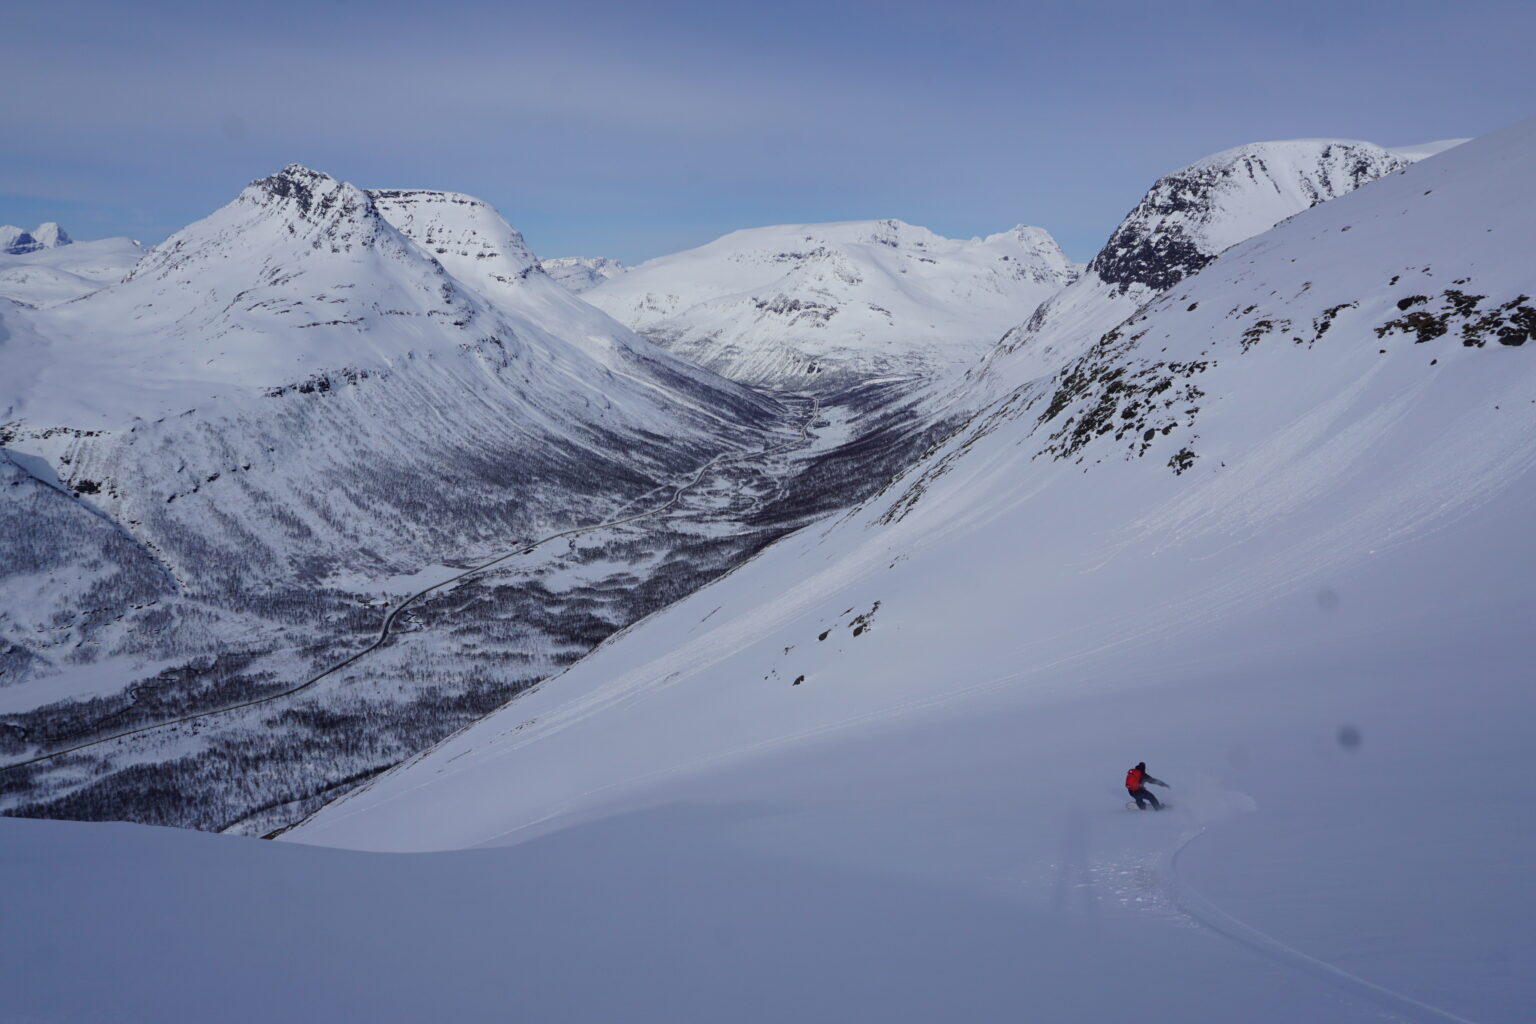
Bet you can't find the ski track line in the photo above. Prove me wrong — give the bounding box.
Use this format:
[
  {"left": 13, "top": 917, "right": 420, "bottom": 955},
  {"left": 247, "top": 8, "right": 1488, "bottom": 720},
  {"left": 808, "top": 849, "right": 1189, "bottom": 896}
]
[
  {"left": 0, "top": 396, "right": 821, "bottom": 776},
  {"left": 1165, "top": 826, "right": 1482, "bottom": 1024}
]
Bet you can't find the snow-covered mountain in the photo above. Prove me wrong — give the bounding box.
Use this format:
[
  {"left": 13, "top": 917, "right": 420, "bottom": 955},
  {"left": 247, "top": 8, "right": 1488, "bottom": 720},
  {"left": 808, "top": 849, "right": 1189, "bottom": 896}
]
[
  {"left": 6, "top": 165, "right": 769, "bottom": 434},
  {"left": 540, "top": 255, "right": 627, "bottom": 293},
  {"left": 584, "top": 219, "right": 1080, "bottom": 389},
  {"left": 0, "top": 221, "right": 71, "bottom": 255},
  {"left": 964, "top": 138, "right": 1452, "bottom": 403},
  {"left": 1091, "top": 138, "right": 1419, "bottom": 294},
  {"left": 0, "top": 165, "right": 787, "bottom": 828},
  {"left": 0, "top": 230, "right": 140, "bottom": 308},
  {"left": 285, "top": 122, "right": 1535, "bottom": 1020}
]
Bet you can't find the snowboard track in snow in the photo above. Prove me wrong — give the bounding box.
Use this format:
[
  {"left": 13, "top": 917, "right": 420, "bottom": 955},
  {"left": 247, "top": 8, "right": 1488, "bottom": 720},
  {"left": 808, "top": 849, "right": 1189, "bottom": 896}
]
[
  {"left": 1165, "top": 826, "right": 1481, "bottom": 1024},
  {"left": 0, "top": 396, "right": 821, "bottom": 776}
]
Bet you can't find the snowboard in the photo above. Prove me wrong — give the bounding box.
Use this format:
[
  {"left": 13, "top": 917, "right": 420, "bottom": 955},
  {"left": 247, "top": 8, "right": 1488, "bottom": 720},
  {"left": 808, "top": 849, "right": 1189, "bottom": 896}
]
[{"left": 1125, "top": 800, "right": 1172, "bottom": 811}]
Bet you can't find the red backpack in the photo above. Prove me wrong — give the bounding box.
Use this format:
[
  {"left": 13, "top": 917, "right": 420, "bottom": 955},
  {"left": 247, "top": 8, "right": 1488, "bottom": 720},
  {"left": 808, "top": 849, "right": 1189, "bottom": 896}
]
[{"left": 1125, "top": 767, "right": 1143, "bottom": 791}]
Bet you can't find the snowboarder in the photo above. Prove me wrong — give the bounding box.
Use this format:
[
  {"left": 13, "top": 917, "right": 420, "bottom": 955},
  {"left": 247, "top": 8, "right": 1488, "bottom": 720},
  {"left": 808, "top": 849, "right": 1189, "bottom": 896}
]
[{"left": 1125, "top": 762, "right": 1170, "bottom": 810}]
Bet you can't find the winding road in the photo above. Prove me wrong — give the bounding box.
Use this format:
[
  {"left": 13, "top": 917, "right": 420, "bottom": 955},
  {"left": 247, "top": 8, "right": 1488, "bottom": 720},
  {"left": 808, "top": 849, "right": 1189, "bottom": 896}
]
[{"left": 1, "top": 396, "right": 821, "bottom": 775}]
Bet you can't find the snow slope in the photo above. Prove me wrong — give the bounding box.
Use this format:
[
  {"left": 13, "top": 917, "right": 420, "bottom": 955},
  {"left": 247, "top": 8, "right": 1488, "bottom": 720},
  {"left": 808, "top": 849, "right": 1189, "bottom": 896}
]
[
  {"left": 584, "top": 219, "right": 1079, "bottom": 389},
  {"left": 0, "top": 234, "right": 144, "bottom": 308},
  {"left": 541, "top": 255, "right": 627, "bottom": 293},
  {"left": 1387, "top": 137, "right": 1469, "bottom": 162},
  {"left": 964, "top": 138, "right": 1434, "bottom": 406},
  {"left": 288, "top": 121, "right": 1536, "bottom": 1022}
]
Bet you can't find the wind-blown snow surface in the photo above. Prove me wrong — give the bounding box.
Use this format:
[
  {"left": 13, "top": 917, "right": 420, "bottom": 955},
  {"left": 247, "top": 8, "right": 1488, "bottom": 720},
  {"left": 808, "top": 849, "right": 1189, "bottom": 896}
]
[
  {"left": 963, "top": 138, "right": 1442, "bottom": 408},
  {"left": 276, "top": 123, "right": 1536, "bottom": 1022},
  {"left": 585, "top": 219, "right": 1079, "bottom": 389}
]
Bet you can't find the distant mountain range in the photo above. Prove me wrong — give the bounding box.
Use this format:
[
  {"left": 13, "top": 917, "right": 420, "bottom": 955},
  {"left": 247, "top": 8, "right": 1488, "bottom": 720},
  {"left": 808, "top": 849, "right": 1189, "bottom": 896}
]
[
  {"left": 539, "top": 256, "right": 627, "bottom": 293},
  {"left": 578, "top": 219, "right": 1081, "bottom": 390},
  {"left": 0, "top": 222, "right": 71, "bottom": 255}
]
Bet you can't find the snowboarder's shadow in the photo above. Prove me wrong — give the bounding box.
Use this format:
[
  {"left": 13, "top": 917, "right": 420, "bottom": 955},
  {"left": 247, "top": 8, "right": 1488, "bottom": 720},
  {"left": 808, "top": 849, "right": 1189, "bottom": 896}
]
[{"left": 1046, "top": 808, "right": 1100, "bottom": 931}]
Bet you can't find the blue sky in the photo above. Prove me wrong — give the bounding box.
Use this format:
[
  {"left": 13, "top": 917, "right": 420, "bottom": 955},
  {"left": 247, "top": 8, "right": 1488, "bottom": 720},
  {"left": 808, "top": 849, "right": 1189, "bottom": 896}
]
[{"left": 4, "top": 0, "right": 1533, "bottom": 264}]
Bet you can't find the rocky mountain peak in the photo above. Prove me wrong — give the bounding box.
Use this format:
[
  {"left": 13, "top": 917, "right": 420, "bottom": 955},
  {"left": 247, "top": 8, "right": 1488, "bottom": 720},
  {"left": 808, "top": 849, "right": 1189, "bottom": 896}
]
[
  {"left": 2, "top": 222, "right": 74, "bottom": 255},
  {"left": 124, "top": 165, "right": 403, "bottom": 288},
  {"left": 30, "top": 222, "right": 72, "bottom": 249},
  {"left": 240, "top": 164, "right": 377, "bottom": 229},
  {"left": 1088, "top": 139, "right": 1414, "bottom": 295}
]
